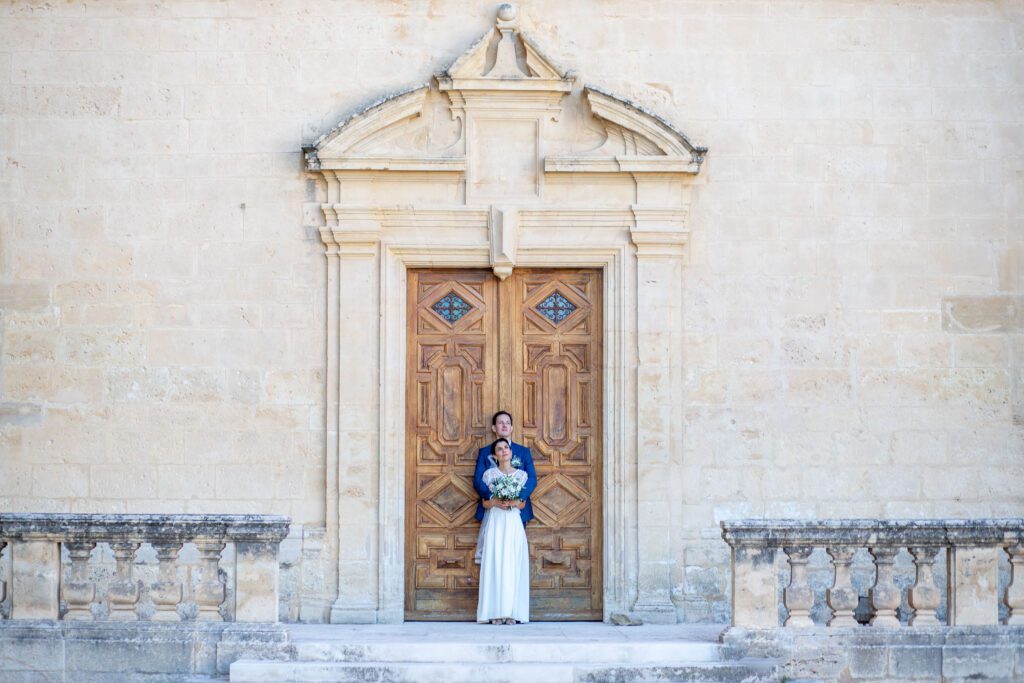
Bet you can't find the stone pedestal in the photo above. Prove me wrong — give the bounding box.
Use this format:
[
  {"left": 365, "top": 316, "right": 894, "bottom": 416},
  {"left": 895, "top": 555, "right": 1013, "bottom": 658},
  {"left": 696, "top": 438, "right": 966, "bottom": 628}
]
[
  {"left": 11, "top": 539, "right": 59, "bottom": 620},
  {"left": 236, "top": 541, "right": 281, "bottom": 622},
  {"left": 730, "top": 546, "right": 779, "bottom": 628},
  {"left": 951, "top": 546, "right": 999, "bottom": 625}
]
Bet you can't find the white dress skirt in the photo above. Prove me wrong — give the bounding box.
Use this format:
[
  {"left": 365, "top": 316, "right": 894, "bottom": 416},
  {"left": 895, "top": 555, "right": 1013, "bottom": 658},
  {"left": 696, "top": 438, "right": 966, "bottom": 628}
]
[{"left": 476, "top": 467, "right": 530, "bottom": 623}]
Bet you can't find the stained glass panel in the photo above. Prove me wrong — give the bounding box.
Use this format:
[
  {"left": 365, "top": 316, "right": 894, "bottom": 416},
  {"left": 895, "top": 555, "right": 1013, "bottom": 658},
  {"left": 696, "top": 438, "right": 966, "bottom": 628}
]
[
  {"left": 536, "top": 291, "right": 576, "bottom": 323},
  {"left": 432, "top": 292, "right": 472, "bottom": 323}
]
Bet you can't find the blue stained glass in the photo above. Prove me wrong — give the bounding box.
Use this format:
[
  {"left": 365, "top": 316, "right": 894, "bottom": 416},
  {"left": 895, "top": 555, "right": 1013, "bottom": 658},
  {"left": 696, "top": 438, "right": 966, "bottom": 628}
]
[
  {"left": 432, "top": 292, "right": 472, "bottom": 322},
  {"left": 537, "top": 291, "right": 576, "bottom": 323}
]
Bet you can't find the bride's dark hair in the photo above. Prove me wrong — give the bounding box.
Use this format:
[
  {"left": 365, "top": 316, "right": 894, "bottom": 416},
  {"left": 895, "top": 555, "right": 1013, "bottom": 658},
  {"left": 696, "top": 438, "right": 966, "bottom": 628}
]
[{"left": 490, "top": 437, "right": 511, "bottom": 455}]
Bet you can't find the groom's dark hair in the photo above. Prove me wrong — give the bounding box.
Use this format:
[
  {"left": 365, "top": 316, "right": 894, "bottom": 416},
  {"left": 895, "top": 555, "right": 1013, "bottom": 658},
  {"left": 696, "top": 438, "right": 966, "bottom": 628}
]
[
  {"left": 491, "top": 410, "right": 512, "bottom": 425},
  {"left": 490, "top": 437, "right": 511, "bottom": 455}
]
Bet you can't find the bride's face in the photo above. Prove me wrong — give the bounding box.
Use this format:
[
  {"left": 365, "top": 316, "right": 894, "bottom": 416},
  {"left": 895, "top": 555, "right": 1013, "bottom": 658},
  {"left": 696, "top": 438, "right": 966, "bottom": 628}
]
[{"left": 494, "top": 441, "right": 512, "bottom": 465}]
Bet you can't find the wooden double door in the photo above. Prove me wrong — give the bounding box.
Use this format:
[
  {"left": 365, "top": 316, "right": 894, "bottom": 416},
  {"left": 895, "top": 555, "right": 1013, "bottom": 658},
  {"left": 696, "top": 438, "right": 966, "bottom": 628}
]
[{"left": 405, "top": 268, "right": 602, "bottom": 620}]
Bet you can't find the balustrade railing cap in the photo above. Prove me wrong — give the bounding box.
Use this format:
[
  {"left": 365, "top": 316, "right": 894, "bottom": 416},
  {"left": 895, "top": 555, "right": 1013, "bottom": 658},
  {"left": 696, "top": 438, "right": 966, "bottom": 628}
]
[
  {"left": 720, "top": 518, "right": 1024, "bottom": 548},
  {"left": 0, "top": 513, "right": 291, "bottom": 544}
]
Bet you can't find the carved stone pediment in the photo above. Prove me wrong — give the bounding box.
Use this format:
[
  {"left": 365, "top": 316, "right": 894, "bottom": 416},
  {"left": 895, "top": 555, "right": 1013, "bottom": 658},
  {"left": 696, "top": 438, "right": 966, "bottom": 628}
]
[
  {"left": 306, "top": 87, "right": 464, "bottom": 172},
  {"left": 304, "top": 3, "right": 705, "bottom": 181},
  {"left": 544, "top": 87, "right": 706, "bottom": 173}
]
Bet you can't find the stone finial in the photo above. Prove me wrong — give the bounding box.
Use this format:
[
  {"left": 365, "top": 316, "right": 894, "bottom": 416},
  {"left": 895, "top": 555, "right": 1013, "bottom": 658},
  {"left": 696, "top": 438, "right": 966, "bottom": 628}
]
[
  {"left": 440, "top": 3, "right": 570, "bottom": 88},
  {"left": 486, "top": 4, "right": 527, "bottom": 78},
  {"left": 496, "top": 3, "right": 518, "bottom": 28}
]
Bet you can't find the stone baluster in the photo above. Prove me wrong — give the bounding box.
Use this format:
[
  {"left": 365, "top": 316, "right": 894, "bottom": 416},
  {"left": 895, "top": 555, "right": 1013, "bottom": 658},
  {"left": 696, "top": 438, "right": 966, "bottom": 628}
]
[
  {"left": 62, "top": 541, "right": 97, "bottom": 620},
  {"left": 0, "top": 540, "right": 7, "bottom": 609},
  {"left": 150, "top": 542, "right": 182, "bottom": 622},
  {"left": 908, "top": 546, "right": 942, "bottom": 626},
  {"left": 107, "top": 541, "right": 140, "bottom": 621},
  {"left": 1005, "top": 542, "right": 1024, "bottom": 626},
  {"left": 868, "top": 545, "right": 902, "bottom": 627},
  {"left": 783, "top": 546, "right": 815, "bottom": 627},
  {"left": 826, "top": 545, "right": 859, "bottom": 627},
  {"left": 194, "top": 539, "right": 226, "bottom": 621}
]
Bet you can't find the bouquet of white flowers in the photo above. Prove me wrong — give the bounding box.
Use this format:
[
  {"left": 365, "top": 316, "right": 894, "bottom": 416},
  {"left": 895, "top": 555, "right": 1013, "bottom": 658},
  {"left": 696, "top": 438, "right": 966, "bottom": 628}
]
[{"left": 489, "top": 473, "right": 524, "bottom": 502}]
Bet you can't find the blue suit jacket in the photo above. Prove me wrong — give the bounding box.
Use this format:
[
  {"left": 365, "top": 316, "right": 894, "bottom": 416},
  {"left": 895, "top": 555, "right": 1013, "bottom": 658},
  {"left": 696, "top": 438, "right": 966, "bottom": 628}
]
[{"left": 474, "top": 440, "right": 537, "bottom": 524}]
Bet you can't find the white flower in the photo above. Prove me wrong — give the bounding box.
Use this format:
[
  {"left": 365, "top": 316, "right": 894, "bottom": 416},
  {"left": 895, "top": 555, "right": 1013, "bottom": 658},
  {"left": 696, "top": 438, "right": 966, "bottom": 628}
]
[
  {"left": 511, "top": 456, "right": 522, "bottom": 469},
  {"left": 489, "top": 473, "right": 524, "bottom": 502}
]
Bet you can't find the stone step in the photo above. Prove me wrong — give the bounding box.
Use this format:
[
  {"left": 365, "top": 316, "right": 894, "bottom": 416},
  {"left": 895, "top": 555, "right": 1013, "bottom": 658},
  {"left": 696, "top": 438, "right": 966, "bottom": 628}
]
[
  {"left": 292, "top": 639, "right": 723, "bottom": 663},
  {"left": 229, "top": 659, "right": 779, "bottom": 683}
]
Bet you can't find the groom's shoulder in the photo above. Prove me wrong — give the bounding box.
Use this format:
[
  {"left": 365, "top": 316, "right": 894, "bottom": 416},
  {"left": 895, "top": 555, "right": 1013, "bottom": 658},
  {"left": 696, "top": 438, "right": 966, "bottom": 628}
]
[{"left": 511, "top": 441, "right": 532, "bottom": 455}]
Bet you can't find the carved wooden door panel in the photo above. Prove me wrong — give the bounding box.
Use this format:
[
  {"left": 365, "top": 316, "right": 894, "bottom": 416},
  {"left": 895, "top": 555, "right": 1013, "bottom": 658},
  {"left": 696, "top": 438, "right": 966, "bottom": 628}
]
[
  {"left": 405, "top": 268, "right": 601, "bottom": 620},
  {"left": 405, "top": 270, "right": 498, "bottom": 620},
  {"left": 511, "top": 269, "right": 602, "bottom": 620}
]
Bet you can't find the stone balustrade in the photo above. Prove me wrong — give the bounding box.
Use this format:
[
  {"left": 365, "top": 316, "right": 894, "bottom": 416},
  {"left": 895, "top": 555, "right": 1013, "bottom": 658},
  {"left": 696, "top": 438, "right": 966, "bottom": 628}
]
[
  {"left": 0, "top": 513, "right": 290, "bottom": 623},
  {"left": 721, "top": 519, "right": 1024, "bottom": 629}
]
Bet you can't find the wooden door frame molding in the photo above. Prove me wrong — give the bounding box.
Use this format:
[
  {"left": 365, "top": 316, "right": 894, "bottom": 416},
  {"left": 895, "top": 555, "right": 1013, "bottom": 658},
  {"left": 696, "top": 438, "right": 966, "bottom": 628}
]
[{"left": 306, "top": 7, "right": 702, "bottom": 625}]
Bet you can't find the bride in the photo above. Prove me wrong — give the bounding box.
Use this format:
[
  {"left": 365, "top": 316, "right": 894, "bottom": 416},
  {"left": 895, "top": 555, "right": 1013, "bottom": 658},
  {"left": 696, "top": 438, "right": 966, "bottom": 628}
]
[{"left": 476, "top": 437, "right": 530, "bottom": 624}]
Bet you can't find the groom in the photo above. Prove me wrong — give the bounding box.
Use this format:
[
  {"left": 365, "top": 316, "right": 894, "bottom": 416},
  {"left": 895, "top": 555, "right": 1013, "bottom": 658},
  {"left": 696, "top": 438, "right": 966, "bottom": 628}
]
[{"left": 473, "top": 410, "right": 538, "bottom": 524}]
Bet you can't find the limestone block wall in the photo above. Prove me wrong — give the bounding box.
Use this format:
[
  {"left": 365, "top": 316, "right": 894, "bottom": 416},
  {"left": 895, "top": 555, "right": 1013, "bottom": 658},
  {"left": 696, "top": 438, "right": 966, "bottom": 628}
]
[{"left": 1, "top": 0, "right": 1021, "bottom": 622}]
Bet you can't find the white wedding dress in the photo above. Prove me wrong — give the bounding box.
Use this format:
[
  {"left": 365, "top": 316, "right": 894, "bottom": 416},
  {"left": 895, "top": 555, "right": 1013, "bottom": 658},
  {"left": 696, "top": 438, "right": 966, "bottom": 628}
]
[{"left": 476, "top": 467, "right": 530, "bottom": 623}]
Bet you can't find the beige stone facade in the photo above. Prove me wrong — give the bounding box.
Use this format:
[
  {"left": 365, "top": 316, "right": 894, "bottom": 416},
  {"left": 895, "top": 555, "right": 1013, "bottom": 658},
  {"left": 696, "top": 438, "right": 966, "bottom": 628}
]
[{"left": 0, "top": 0, "right": 1022, "bottom": 624}]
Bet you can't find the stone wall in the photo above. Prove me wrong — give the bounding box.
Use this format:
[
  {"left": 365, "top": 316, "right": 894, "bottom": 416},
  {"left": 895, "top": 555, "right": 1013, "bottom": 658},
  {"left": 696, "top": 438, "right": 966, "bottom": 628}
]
[
  {"left": 724, "top": 626, "right": 1024, "bottom": 682},
  {"left": 1, "top": 0, "right": 1021, "bottom": 623}
]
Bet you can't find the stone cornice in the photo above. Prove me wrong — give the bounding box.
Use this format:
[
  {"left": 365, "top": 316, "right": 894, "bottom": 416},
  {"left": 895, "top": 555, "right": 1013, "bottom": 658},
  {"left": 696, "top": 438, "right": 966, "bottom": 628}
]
[
  {"left": 320, "top": 205, "right": 489, "bottom": 231},
  {"left": 322, "top": 157, "right": 465, "bottom": 172},
  {"left": 0, "top": 513, "right": 292, "bottom": 544},
  {"left": 629, "top": 206, "right": 689, "bottom": 257},
  {"left": 721, "top": 518, "right": 1024, "bottom": 548},
  {"left": 545, "top": 156, "right": 701, "bottom": 174}
]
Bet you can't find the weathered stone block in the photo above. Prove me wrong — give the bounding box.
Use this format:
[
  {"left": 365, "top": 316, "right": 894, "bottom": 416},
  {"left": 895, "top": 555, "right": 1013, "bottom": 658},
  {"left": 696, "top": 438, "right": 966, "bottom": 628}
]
[
  {"left": 888, "top": 646, "right": 942, "bottom": 678},
  {"left": 0, "top": 627, "right": 64, "bottom": 675},
  {"left": 64, "top": 633, "right": 195, "bottom": 674},
  {"left": 0, "top": 674, "right": 66, "bottom": 683},
  {"left": 847, "top": 646, "right": 887, "bottom": 678},
  {"left": 0, "top": 283, "right": 49, "bottom": 309},
  {"left": 943, "top": 295, "right": 1024, "bottom": 333},
  {"left": 215, "top": 623, "right": 293, "bottom": 675},
  {"left": 0, "top": 402, "right": 43, "bottom": 426},
  {"left": 942, "top": 646, "right": 1015, "bottom": 679}
]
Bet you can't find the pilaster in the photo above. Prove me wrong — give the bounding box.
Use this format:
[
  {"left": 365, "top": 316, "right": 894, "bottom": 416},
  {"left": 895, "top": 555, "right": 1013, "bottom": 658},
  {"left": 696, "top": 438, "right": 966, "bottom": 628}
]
[
  {"left": 629, "top": 206, "right": 688, "bottom": 623},
  {"left": 323, "top": 215, "right": 383, "bottom": 624}
]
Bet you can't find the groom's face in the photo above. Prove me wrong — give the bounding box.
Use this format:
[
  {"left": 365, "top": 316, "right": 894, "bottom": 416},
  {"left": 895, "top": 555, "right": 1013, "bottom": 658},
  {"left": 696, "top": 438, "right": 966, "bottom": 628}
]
[{"left": 492, "top": 413, "right": 513, "bottom": 439}]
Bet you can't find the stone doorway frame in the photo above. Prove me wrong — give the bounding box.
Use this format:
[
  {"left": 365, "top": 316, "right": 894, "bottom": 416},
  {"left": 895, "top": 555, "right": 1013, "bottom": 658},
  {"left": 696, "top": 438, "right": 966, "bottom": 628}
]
[{"left": 305, "top": 5, "right": 705, "bottom": 624}]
